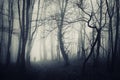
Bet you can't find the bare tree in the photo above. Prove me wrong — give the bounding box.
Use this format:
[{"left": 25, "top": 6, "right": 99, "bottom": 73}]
[
  {"left": 6, "top": 0, "right": 14, "bottom": 66},
  {"left": 0, "top": 0, "right": 4, "bottom": 65},
  {"left": 105, "top": 0, "right": 115, "bottom": 70},
  {"left": 17, "top": 0, "right": 32, "bottom": 70},
  {"left": 17, "top": 0, "right": 22, "bottom": 66},
  {"left": 56, "top": 0, "right": 70, "bottom": 65},
  {"left": 111, "top": 0, "right": 119, "bottom": 72},
  {"left": 77, "top": 0, "right": 107, "bottom": 72},
  {"left": 26, "top": 0, "right": 36, "bottom": 67}
]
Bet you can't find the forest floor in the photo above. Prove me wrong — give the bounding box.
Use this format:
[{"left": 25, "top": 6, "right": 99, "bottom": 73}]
[{"left": 0, "top": 58, "right": 120, "bottom": 80}]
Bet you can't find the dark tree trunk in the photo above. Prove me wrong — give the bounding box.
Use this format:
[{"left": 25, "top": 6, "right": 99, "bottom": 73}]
[
  {"left": 6, "top": 0, "right": 14, "bottom": 66},
  {"left": 81, "top": 26, "right": 86, "bottom": 60},
  {"left": 111, "top": 0, "right": 119, "bottom": 72},
  {"left": 82, "top": 29, "right": 101, "bottom": 73},
  {"left": 17, "top": 0, "right": 22, "bottom": 66},
  {"left": 92, "top": 29, "right": 96, "bottom": 66},
  {"left": 20, "top": 0, "right": 26, "bottom": 70},
  {"left": 77, "top": 26, "right": 81, "bottom": 59},
  {"left": 107, "top": 17, "right": 114, "bottom": 71},
  {"left": 26, "top": 0, "right": 35, "bottom": 66},
  {"left": 57, "top": 40, "right": 60, "bottom": 61},
  {"left": 57, "top": 0, "right": 69, "bottom": 65},
  {"left": 17, "top": 35, "right": 22, "bottom": 65},
  {"left": 94, "top": 0, "right": 103, "bottom": 68},
  {"left": 95, "top": 31, "right": 101, "bottom": 67},
  {"left": 58, "top": 27, "right": 69, "bottom": 65},
  {"left": 20, "top": 41, "right": 26, "bottom": 69},
  {"left": 106, "top": 0, "right": 114, "bottom": 71},
  {"left": 0, "top": 0, "right": 4, "bottom": 64},
  {"left": 20, "top": 0, "right": 30, "bottom": 69}
]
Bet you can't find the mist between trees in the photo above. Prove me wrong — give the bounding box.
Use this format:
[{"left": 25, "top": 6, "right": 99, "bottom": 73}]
[{"left": 0, "top": 0, "right": 120, "bottom": 80}]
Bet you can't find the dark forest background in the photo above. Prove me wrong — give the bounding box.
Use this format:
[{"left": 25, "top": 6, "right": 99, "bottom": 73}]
[{"left": 0, "top": 0, "right": 120, "bottom": 80}]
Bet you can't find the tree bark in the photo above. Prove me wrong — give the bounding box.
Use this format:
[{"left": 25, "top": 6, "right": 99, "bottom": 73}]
[
  {"left": 111, "top": 0, "right": 119, "bottom": 72},
  {"left": 6, "top": 0, "right": 14, "bottom": 66},
  {"left": 82, "top": 29, "right": 101, "bottom": 72},
  {"left": 57, "top": 0, "right": 69, "bottom": 65},
  {"left": 0, "top": 0, "right": 4, "bottom": 64}
]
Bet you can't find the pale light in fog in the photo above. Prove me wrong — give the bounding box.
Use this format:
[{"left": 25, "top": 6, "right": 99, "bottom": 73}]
[{"left": 30, "top": 0, "right": 96, "bottom": 61}]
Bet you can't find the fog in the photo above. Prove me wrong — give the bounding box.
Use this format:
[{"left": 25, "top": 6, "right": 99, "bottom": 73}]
[
  {"left": 0, "top": 0, "right": 120, "bottom": 80},
  {"left": 30, "top": 0, "right": 93, "bottom": 62}
]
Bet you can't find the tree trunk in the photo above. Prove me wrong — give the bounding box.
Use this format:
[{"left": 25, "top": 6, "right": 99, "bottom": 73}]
[
  {"left": 111, "top": 0, "right": 119, "bottom": 72},
  {"left": 106, "top": 0, "right": 114, "bottom": 71},
  {"left": 95, "top": 31, "right": 101, "bottom": 67},
  {"left": 6, "top": 0, "right": 14, "bottom": 66},
  {"left": 26, "top": 0, "right": 35, "bottom": 66},
  {"left": 82, "top": 29, "right": 100, "bottom": 73},
  {"left": 57, "top": 0, "right": 69, "bottom": 65},
  {"left": 77, "top": 28, "right": 81, "bottom": 59},
  {"left": 57, "top": 39, "right": 60, "bottom": 61},
  {"left": 0, "top": 0, "right": 4, "bottom": 64},
  {"left": 58, "top": 27, "right": 69, "bottom": 65},
  {"left": 17, "top": 0, "right": 22, "bottom": 66}
]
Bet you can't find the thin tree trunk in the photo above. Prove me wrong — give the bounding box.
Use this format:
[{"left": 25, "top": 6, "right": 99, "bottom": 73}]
[
  {"left": 20, "top": 0, "right": 26, "bottom": 70},
  {"left": 77, "top": 28, "right": 81, "bottom": 59},
  {"left": 95, "top": 31, "right": 101, "bottom": 67},
  {"left": 82, "top": 29, "right": 101, "bottom": 73},
  {"left": 58, "top": 0, "right": 69, "bottom": 65},
  {"left": 26, "top": 0, "right": 35, "bottom": 66},
  {"left": 0, "top": 0, "right": 4, "bottom": 64},
  {"left": 111, "top": 0, "right": 119, "bottom": 72},
  {"left": 58, "top": 27, "right": 69, "bottom": 65},
  {"left": 94, "top": 0, "right": 103, "bottom": 67},
  {"left": 6, "top": 0, "right": 14, "bottom": 66},
  {"left": 106, "top": 0, "right": 114, "bottom": 70},
  {"left": 57, "top": 38, "right": 60, "bottom": 61},
  {"left": 17, "top": 0, "right": 22, "bottom": 66}
]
